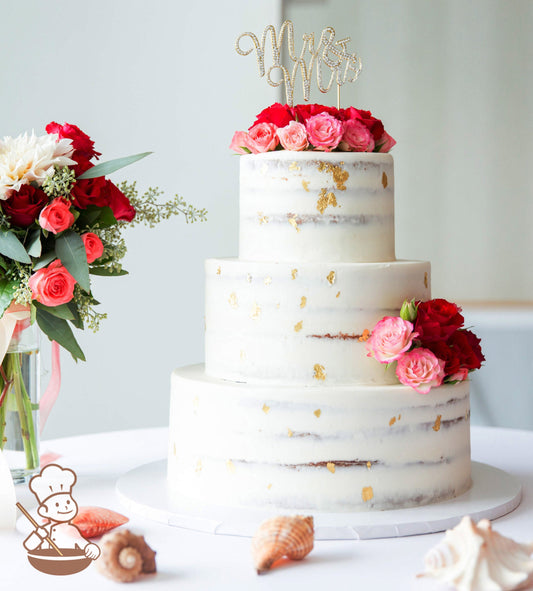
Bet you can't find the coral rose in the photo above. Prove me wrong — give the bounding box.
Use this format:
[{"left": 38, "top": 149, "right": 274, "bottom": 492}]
[
  {"left": 277, "top": 121, "right": 308, "bottom": 151},
  {"left": 395, "top": 348, "right": 446, "bottom": 394},
  {"left": 247, "top": 123, "right": 279, "bottom": 153},
  {"left": 39, "top": 198, "right": 75, "bottom": 234},
  {"left": 81, "top": 232, "right": 104, "bottom": 263},
  {"left": 305, "top": 112, "right": 343, "bottom": 151},
  {"left": 29, "top": 260, "right": 76, "bottom": 307},
  {"left": 414, "top": 298, "right": 465, "bottom": 344},
  {"left": 339, "top": 119, "right": 375, "bottom": 152},
  {"left": 229, "top": 131, "right": 252, "bottom": 155},
  {"left": 2, "top": 185, "right": 49, "bottom": 228},
  {"left": 366, "top": 316, "right": 417, "bottom": 363}
]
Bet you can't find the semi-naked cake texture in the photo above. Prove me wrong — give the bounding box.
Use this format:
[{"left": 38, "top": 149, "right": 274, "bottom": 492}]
[{"left": 168, "top": 151, "right": 472, "bottom": 512}]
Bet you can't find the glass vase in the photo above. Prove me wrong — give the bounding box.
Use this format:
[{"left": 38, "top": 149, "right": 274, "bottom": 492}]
[{"left": 0, "top": 319, "right": 40, "bottom": 483}]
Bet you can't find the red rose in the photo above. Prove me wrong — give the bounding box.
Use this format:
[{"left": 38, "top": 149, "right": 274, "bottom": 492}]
[
  {"left": 2, "top": 185, "right": 49, "bottom": 228},
  {"left": 106, "top": 181, "right": 135, "bottom": 222},
  {"left": 414, "top": 298, "right": 465, "bottom": 344},
  {"left": 81, "top": 232, "right": 104, "bottom": 263},
  {"left": 39, "top": 198, "right": 75, "bottom": 234},
  {"left": 251, "top": 103, "right": 295, "bottom": 129},
  {"left": 293, "top": 103, "right": 339, "bottom": 123},
  {"left": 449, "top": 329, "right": 485, "bottom": 371},
  {"left": 339, "top": 107, "right": 385, "bottom": 143},
  {"left": 426, "top": 340, "right": 461, "bottom": 377},
  {"left": 28, "top": 260, "right": 76, "bottom": 307},
  {"left": 46, "top": 122, "right": 101, "bottom": 162}
]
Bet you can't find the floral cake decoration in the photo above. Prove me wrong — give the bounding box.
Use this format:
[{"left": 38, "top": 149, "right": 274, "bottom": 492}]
[{"left": 366, "top": 298, "right": 484, "bottom": 394}]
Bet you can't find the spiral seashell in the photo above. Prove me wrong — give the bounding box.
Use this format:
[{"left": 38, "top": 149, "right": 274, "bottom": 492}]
[
  {"left": 96, "top": 529, "right": 157, "bottom": 583},
  {"left": 251, "top": 515, "right": 314, "bottom": 574},
  {"left": 422, "top": 516, "right": 533, "bottom": 591}
]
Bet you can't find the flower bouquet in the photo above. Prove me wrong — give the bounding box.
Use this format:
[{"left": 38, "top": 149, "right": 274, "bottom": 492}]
[
  {"left": 365, "top": 298, "right": 484, "bottom": 394},
  {"left": 230, "top": 102, "right": 396, "bottom": 154},
  {"left": 0, "top": 122, "right": 206, "bottom": 479}
]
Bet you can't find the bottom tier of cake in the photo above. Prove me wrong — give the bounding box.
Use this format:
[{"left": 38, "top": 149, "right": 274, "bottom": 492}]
[{"left": 168, "top": 365, "right": 471, "bottom": 512}]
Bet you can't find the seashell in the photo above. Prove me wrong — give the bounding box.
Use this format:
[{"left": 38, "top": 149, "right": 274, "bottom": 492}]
[
  {"left": 96, "top": 529, "right": 156, "bottom": 583},
  {"left": 251, "top": 515, "right": 314, "bottom": 574},
  {"left": 72, "top": 506, "right": 129, "bottom": 538},
  {"left": 422, "top": 516, "right": 533, "bottom": 591}
]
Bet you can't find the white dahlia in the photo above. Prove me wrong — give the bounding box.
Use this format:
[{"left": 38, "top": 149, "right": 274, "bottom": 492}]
[{"left": 0, "top": 132, "right": 76, "bottom": 199}]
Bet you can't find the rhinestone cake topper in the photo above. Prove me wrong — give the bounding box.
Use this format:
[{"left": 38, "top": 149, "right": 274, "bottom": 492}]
[{"left": 235, "top": 20, "right": 362, "bottom": 107}]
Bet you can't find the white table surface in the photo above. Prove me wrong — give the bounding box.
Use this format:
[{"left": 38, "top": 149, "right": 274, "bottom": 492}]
[{"left": 0, "top": 425, "right": 532, "bottom": 590}]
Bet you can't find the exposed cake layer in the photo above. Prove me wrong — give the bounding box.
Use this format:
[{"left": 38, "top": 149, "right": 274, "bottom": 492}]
[
  {"left": 205, "top": 258, "right": 430, "bottom": 385},
  {"left": 240, "top": 152, "right": 395, "bottom": 263},
  {"left": 168, "top": 366, "right": 471, "bottom": 512}
]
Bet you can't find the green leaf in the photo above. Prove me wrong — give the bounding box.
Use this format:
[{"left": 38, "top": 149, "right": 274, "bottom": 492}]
[
  {"left": 55, "top": 231, "right": 90, "bottom": 292},
  {"left": 75, "top": 205, "right": 117, "bottom": 230},
  {"left": 0, "top": 278, "right": 18, "bottom": 316},
  {"left": 33, "top": 301, "right": 74, "bottom": 320},
  {"left": 77, "top": 152, "right": 152, "bottom": 180},
  {"left": 89, "top": 267, "right": 129, "bottom": 277},
  {"left": 26, "top": 228, "right": 42, "bottom": 258},
  {"left": 0, "top": 230, "right": 31, "bottom": 264},
  {"left": 67, "top": 300, "right": 83, "bottom": 330},
  {"left": 33, "top": 250, "right": 57, "bottom": 271},
  {"left": 36, "top": 308, "right": 85, "bottom": 362}
]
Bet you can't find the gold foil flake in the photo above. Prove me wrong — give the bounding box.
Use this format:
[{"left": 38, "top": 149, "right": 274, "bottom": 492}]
[
  {"left": 288, "top": 217, "right": 301, "bottom": 232},
  {"left": 316, "top": 188, "right": 338, "bottom": 214},
  {"left": 216, "top": 266, "right": 221, "bottom": 275},
  {"left": 276, "top": 302, "right": 281, "bottom": 309},
  {"left": 326, "top": 271, "right": 336, "bottom": 285},
  {"left": 465, "top": 409, "right": 471, "bottom": 421},
  {"left": 288, "top": 428, "right": 294, "bottom": 437},
  {"left": 294, "top": 320, "right": 303, "bottom": 332},
  {"left": 267, "top": 483, "right": 272, "bottom": 490},
  {"left": 358, "top": 329, "right": 371, "bottom": 342},
  {"left": 289, "top": 161, "right": 300, "bottom": 171},
  {"left": 195, "top": 459, "right": 202, "bottom": 473},
  {"left": 336, "top": 291, "right": 340, "bottom": 298},
  {"left": 382, "top": 171, "right": 388, "bottom": 188},
  {"left": 313, "top": 364, "right": 326, "bottom": 381},
  {"left": 398, "top": 414, "right": 402, "bottom": 421},
  {"left": 264, "top": 276, "right": 272, "bottom": 286},
  {"left": 258, "top": 211, "right": 269, "bottom": 225},
  {"left": 300, "top": 296, "right": 307, "bottom": 308},
  {"left": 228, "top": 292, "right": 238, "bottom": 309},
  {"left": 302, "top": 180, "right": 310, "bottom": 192},
  {"left": 362, "top": 486, "right": 374, "bottom": 502},
  {"left": 433, "top": 415, "right": 442, "bottom": 432},
  {"left": 193, "top": 395, "right": 199, "bottom": 409},
  {"left": 172, "top": 443, "right": 177, "bottom": 457},
  {"left": 247, "top": 273, "right": 253, "bottom": 283},
  {"left": 226, "top": 460, "right": 236, "bottom": 474},
  {"left": 262, "top": 403, "right": 270, "bottom": 414},
  {"left": 251, "top": 302, "right": 261, "bottom": 319},
  {"left": 327, "top": 462, "right": 336, "bottom": 474},
  {"left": 291, "top": 268, "right": 298, "bottom": 280},
  {"left": 317, "top": 161, "right": 349, "bottom": 190},
  {"left": 389, "top": 417, "right": 396, "bottom": 427},
  {"left": 240, "top": 349, "right": 246, "bottom": 360},
  {"left": 366, "top": 461, "right": 372, "bottom": 470},
  {"left": 424, "top": 272, "right": 429, "bottom": 289},
  {"left": 314, "top": 409, "right": 322, "bottom": 418}
]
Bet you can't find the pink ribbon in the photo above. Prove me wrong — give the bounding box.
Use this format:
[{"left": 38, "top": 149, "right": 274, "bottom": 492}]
[{"left": 39, "top": 341, "right": 61, "bottom": 434}]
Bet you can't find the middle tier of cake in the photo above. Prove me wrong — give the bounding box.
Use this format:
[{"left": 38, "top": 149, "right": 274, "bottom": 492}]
[{"left": 205, "top": 258, "right": 430, "bottom": 385}]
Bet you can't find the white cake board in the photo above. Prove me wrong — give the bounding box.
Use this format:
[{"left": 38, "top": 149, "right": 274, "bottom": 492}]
[{"left": 116, "top": 460, "right": 521, "bottom": 540}]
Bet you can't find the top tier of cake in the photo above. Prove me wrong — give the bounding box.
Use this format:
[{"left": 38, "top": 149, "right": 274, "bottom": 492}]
[{"left": 239, "top": 151, "right": 394, "bottom": 263}]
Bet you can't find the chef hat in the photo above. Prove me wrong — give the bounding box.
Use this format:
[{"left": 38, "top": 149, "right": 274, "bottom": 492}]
[{"left": 29, "top": 464, "right": 77, "bottom": 504}]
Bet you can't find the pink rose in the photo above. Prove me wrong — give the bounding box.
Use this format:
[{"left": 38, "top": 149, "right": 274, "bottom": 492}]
[
  {"left": 375, "top": 131, "right": 397, "bottom": 153},
  {"left": 366, "top": 316, "right": 417, "bottom": 363},
  {"left": 447, "top": 368, "right": 469, "bottom": 383},
  {"left": 247, "top": 122, "right": 279, "bottom": 153},
  {"left": 28, "top": 260, "right": 77, "bottom": 307},
  {"left": 339, "top": 119, "right": 375, "bottom": 152},
  {"left": 277, "top": 121, "right": 308, "bottom": 151},
  {"left": 39, "top": 198, "right": 75, "bottom": 234},
  {"left": 81, "top": 232, "right": 104, "bottom": 263},
  {"left": 395, "top": 348, "right": 446, "bottom": 394},
  {"left": 305, "top": 112, "right": 343, "bottom": 151},
  {"left": 229, "top": 130, "right": 252, "bottom": 154}
]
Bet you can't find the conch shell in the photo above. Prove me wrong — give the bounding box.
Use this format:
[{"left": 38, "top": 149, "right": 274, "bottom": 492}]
[
  {"left": 422, "top": 516, "right": 533, "bottom": 591},
  {"left": 251, "top": 515, "right": 314, "bottom": 574},
  {"left": 96, "top": 529, "right": 156, "bottom": 583}
]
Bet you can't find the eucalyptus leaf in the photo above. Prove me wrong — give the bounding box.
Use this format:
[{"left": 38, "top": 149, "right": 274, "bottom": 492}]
[
  {"left": 77, "top": 152, "right": 152, "bottom": 180},
  {"left": 0, "top": 230, "right": 31, "bottom": 264},
  {"left": 36, "top": 308, "right": 85, "bottom": 362},
  {"left": 67, "top": 300, "right": 84, "bottom": 330},
  {"left": 33, "top": 301, "right": 74, "bottom": 320},
  {"left": 89, "top": 267, "right": 128, "bottom": 277},
  {"left": 33, "top": 250, "right": 57, "bottom": 271},
  {"left": 26, "top": 228, "right": 42, "bottom": 258},
  {"left": 0, "top": 278, "right": 18, "bottom": 317},
  {"left": 55, "top": 231, "right": 90, "bottom": 292}
]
